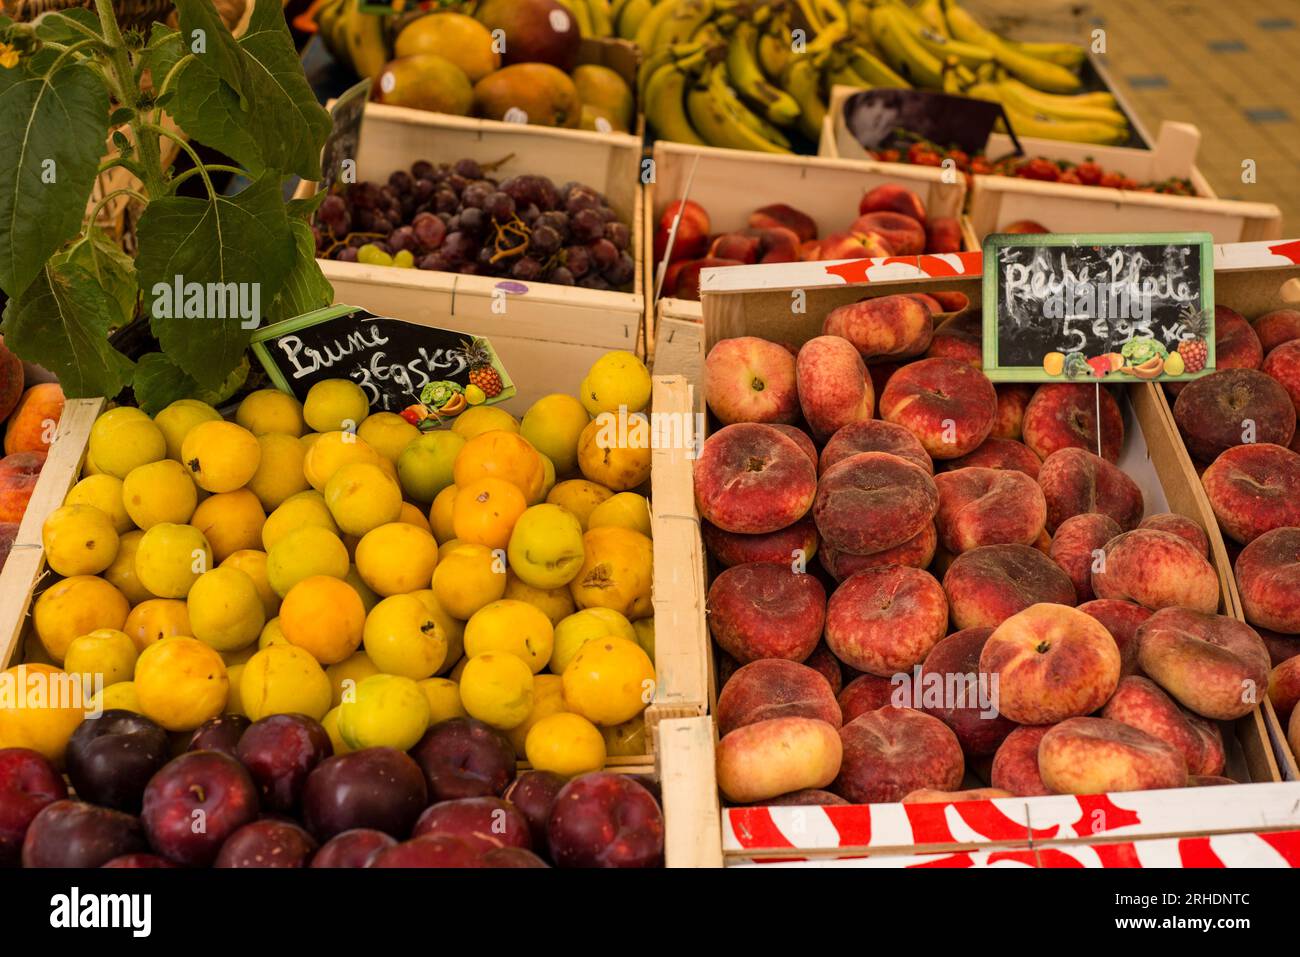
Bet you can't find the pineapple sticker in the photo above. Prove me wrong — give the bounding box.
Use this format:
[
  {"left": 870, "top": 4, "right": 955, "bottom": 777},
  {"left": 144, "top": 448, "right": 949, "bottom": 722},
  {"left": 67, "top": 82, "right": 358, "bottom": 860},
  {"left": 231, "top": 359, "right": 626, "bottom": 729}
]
[
  {"left": 460, "top": 337, "right": 504, "bottom": 399},
  {"left": 1174, "top": 304, "right": 1209, "bottom": 375}
]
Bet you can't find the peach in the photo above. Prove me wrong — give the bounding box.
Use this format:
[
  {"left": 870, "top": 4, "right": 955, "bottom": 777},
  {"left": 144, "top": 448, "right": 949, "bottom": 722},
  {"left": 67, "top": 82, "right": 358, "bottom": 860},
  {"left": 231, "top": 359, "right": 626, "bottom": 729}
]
[
  {"left": 850, "top": 211, "right": 925, "bottom": 255},
  {"left": 0, "top": 450, "right": 46, "bottom": 523},
  {"left": 1021, "top": 384, "right": 1124, "bottom": 464},
  {"left": 1262, "top": 339, "right": 1300, "bottom": 412},
  {"left": 818, "top": 524, "right": 937, "bottom": 581},
  {"left": 858, "top": 184, "right": 926, "bottom": 224},
  {"left": 1077, "top": 599, "right": 1152, "bottom": 676},
  {"left": 814, "top": 230, "right": 893, "bottom": 261},
  {"left": 943, "top": 544, "right": 1076, "bottom": 630},
  {"left": 758, "top": 789, "right": 850, "bottom": 806},
  {"left": 1173, "top": 369, "right": 1295, "bottom": 462},
  {"left": 819, "top": 419, "right": 931, "bottom": 475},
  {"left": 990, "top": 725, "right": 1054, "bottom": 796},
  {"left": 654, "top": 199, "right": 710, "bottom": 263},
  {"left": 1259, "top": 628, "right": 1300, "bottom": 667},
  {"left": 1037, "top": 447, "right": 1144, "bottom": 532},
  {"left": 1215, "top": 305, "right": 1264, "bottom": 370},
  {"left": 1268, "top": 656, "right": 1300, "bottom": 724},
  {"left": 702, "top": 516, "right": 819, "bottom": 569},
  {"left": 1092, "top": 529, "right": 1220, "bottom": 613},
  {"left": 1190, "top": 713, "right": 1226, "bottom": 776},
  {"left": 1253, "top": 309, "right": 1300, "bottom": 354},
  {"left": 668, "top": 257, "right": 743, "bottom": 300},
  {"left": 833, "top": 707, "right": 964, "bottom": 804},
  {"left": 769, "top": 424, "right": 817, "bottom": 466},
  {"left": 825, "top": 566, "right": 948, "bottom": 676},
  {"left": 795, "top": 336, "right": 874, "bottom": 441},
  {"left": 1038, "top": 717, "right": 1187, "bottom": 794},
  {"left": 903, "top": 787, "right": 1013, "bottom": 803},
  {"left": 1102, "top": 675, "right": 1216, "bottom": 775},
  {"left": 709, "top": 232, "right": 760, "bottom": 265},
  {"left": 1234, "top": 526, "right": 1300, "bottom": 632},
  {"left": 907, "top": 293, "right": 943, "bottom": 314},
  {"left": 704, "top": 337, "right": 799, "bottom": 425},
  {"left": 991, "top": 384, "right": 1034, "bottom": 440},
  {"left": 934, "top": 467, "right": 1046, "bottom": 553},
  {"left": 3, "top": 383, "right": 64, "bottom": 454},
  {"left": 748, "top": 204, "right": 817, "bottom": 243},
  {"left": 1201, "top": 443, "right": 1300, "bottom": 544},
  {"left": 717, "top": 659, "right": 841, "bottom": 736},
  {"left": 945, "top": 437, "right": 1041, "bottom": 478},
  {"left": 918, "top": 626, "right": 1016, "bottom": 756},
  {"left": 879, "top": 358, "right": 997, "bottom": 460},
  {"left": 933, "top": 292, "right": 970, "bottom": 313},
  {"left": 1002, "top": 220, "right": 1048, "bottom": 233},
  {"left": 925, "top": 310, "right": 982, "bottom": 368},
  {"left": 0, "top": 340, "right": 22, "bottom": 422},
  {"left": 1136, "top": 607, "right": 1271, "bottom": 720},
  {"left": 837, "top": 672, "right": 895, "bottom": 723},
  {"left": 823, "top": 294, "right": 934, "bottom": 364},
  {"left": 980, "top": 604, "right": 1121, "bottom": 725},
  {"left": 813, "top": 451, "right": 938, "bottom": 555},
  {"left": 715, "top": 717, "right": 842, "bottom": 804},
  {"left": 1049, "top": 513, "right": 1121, "bottom": 603},
  {"left": 925, "top": 217, "right": 963, "bottom": 255},
  {"left": 707, "top": 562, "right": 826, "bottom": 664},
  {"left": 1291, "top": 707, "right": 1300, "bottom": 769},
  {"left": 694, "top": 424, "right": 817, "bottom": 534},
  {"left": 1138, "top": 513, "right": 1209, "bottom": 557},
  {"left": 805, "top": 642, "right": 844, "bottom": 696},
  {"left": 747, "top": 226, "right": 802, "bottom": 264}
]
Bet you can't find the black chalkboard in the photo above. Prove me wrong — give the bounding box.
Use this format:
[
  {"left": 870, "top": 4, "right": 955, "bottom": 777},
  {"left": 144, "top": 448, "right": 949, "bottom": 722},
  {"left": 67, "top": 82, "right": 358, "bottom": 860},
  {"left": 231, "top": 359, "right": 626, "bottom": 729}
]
[
  {"left": 250, "top": 305, "right": 515, "bottom": 417},
  {"left": 981, "top": 232, "right": 1216, "bottom": 383},
  {"left": 843, "top": 89, "right": 1013, "bottom": 155},
  {"left": 319, "top": 79, "right": 370, "bottom": 195}
]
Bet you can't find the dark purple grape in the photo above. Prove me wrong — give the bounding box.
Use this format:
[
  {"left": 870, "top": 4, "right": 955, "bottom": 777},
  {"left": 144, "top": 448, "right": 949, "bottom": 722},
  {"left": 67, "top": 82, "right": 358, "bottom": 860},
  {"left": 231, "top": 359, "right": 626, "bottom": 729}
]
[
  {"left": 400, "top": 195, "right": 417, "bottom": 220},
  {"left": 531, "top": 224, "right": 561, "bottom": 256},
  {"left": 389, "top": 225, "right": 417, "bottom": 253},
  {"left": 511, "top": 256, "right": 544, "bottom": 281},
  {"left": 476, "top": 246, "right": 496, "bottom": 269},
  {"left": 448, "top": 174, "right": 470, "bottom": 195},
  {"left": 337, "top": 246, "right": 359, "bottom": 263},
  {"left": 347, "top": 234, "right": 371, "bottom": 248},
  {"left": 350, "top": 182, "right": 381, "bottom": 210},
  {"left": 351, "top": 208, "right": 373, "bottom": 232},
  {"left": 520, "top": 203, "right": 540, "bottom": 226},
  {"left": 379, "top": 185, "right": 398, "bottom": 207},
  {"left": 548, "top": 266, "right": 575, "bottom": 285},
  {"left": 564, "top": 245, "right": 592, "bottom": 278},
  {"left": 437, "top": 211, "right": 453, "bottom": 226},
  {"left": 413, "top": 178, "right": 436, "bottom": 203},
  {"left": 538, "top": 210, "right": 569, "bottom": 235},
  {"left": 458, "top": 207, "right": 485, "bottom": 237},
  {"left": 606, "top": 251, "right": 635, "bottom": 287},
  {"left": 579, "top": 274, "right": 611, "bottom": 290},
  {"left": 413, "top": 212, "right": 448, "bottom": 250},
  {"left": 565, "top": 187, "right": 600, "bottom": 215},
  {"left": 434, "top": 190, "right": 459, "bottom": 214},
  {"left": 597, "top": 205, "right": 619, "bottom": 223},
  {"left": 411, "top": 160, "right": 434, "bottom": 179},
  {"left": 388, "top": 170, "right": 414, "bottom": 195},
  {"left": 454, "top": 158, "right": 483, "bottom": 180},
  {"left": 604, "top": 221, "right": 631, "bottom": 250},
  {"left": 317, "top": 194, "right": 348, "bottom": 235},
  {"left": 461, "top": 182, "right": 492, "bottom": 209},
  {"left": 558, "top": 181, "right": 581, "bottom": 201},
  {"left": 460, "top": 263, "right": 480, "bottom": 275},
  {"left": 501, "top": 175, "right": 559, "bottom": 212},
  {"left": 418, "top": 252, "right": 450, "bottom": 271},
  {"left": 485, "top": 192, "right": 516, "bottom": 222},
  {"left": 371, "top": 215, "right": 393, "bottom": 234},
  {"left": 442, "top": 231, "right": 477, "bottom": 265},
  {"left": 571, "top": 208, "right": 604, "bottom": 243},
  {"left": 590, "top": 238, "right": 618, "bottom": 270}
]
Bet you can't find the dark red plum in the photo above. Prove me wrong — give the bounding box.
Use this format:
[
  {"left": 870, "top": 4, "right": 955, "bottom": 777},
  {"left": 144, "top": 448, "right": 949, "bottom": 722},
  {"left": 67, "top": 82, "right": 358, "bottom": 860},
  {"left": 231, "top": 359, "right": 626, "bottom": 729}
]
[
  {"left": 310, "top": 828, "right": 396, "bottom": 868},
  {"left": 502, "top": 771, "right": 565, "bottom": 850},
  {"left": 547, "top": 773, "right": 664, "bottom": 868},
  {"left": 235, "top": 714, "right": 332, "bottom": 813},
  {"left": 215, "top": 819, "right": 317, "bottom": 868},
  {"left": 370, "top": 834, "right": 480, "bottom": 868},
  {"left": 22, "top": 800, "right": 146, "bottom": 868},
  {"left": 102, "top": 853, "right": 176, "bottom": 868},
  {"left": 301, "top": 747, "right": 427, "bottom": 842},
  {"left": 482, "top": 846, "right": 549, "bottom": 867},
  {"left": 186, "top": 714, "right": 251, "bottom": 757},
  {"left": 409, "top": 718, "right": 515, "bottom": 802},
  {"left": 141, "top": 751, "right": 259, "bottom": 866},
  {"left": 412, "top": 797, "right": 531, "bottom": 853},
  {"left": 0, "top": 747, "right": 67, "bottom": 865},
  {"left": 66, "top": 710, "right": 169, "bottom": 813}
]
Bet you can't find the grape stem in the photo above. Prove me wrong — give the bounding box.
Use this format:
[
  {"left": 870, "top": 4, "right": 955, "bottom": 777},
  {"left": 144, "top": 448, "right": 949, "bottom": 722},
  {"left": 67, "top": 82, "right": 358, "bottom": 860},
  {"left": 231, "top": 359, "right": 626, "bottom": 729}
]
[{"left": 489, "top": 215, "right": 530, "bottom": 264}]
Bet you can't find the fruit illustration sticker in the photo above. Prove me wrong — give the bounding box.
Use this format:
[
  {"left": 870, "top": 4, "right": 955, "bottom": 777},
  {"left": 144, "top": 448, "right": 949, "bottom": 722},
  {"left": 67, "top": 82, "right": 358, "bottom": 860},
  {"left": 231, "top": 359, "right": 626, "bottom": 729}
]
[
  {"left": 250, "top": 304, "right": 515, "bottom": 426},
  {"left": 981, "top": 231, "right": 1215, "bottom": 383}
]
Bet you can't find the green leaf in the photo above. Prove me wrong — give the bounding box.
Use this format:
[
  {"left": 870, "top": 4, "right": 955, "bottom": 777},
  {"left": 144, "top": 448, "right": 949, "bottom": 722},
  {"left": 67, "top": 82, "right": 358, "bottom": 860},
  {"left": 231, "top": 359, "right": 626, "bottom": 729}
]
[
  {"left": 132, "top": 352, "right": 200, "bottom": 414},
  {"left": 174, "top": 0, "right": 248, "bottom": 100},
  {"left": 56, "top": 228, "right": 137, "bottom": 327},
  {"left": 137, "top": 23, "right": 185, "bottom": 89},
  {"left": 2, "top": 259, "right": 135, "bottom": 398},
  {"left": 286, "top": 190, "right": 327, "bottom": 221},
  {"left": 168, "top": 0, "right": 331, "bottom": 179},
  {"left": 34, "top": 9, "right": 102, "bottom": 43},
  {"left": 264, "top": 219, "right": 334, "bottom": 326},
  {"left": 0, "top": 52, "right": 110, "bottom": 296},
  {"left": 135, "top": 174, "right": 294, "bottom": 389}
]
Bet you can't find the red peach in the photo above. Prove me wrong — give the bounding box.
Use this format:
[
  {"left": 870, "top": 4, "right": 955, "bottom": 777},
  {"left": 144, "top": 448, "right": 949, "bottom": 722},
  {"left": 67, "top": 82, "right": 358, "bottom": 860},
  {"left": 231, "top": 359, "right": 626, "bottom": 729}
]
[
  {"left": 1268, "top": 656, "right": 1300, "bottom": 723},
  {"left": 1234, "top": 526, "right": 1300, "bottom": 632},
  {"left": 668, "top": 257, "right": 743, "bottom": 300},
  {"left": 944, "top": 437, "right": 1042, "bottom": 479},
  {"left": 879, "top": 357, "right": 997, "bottom": 460},
  {"left": 1259, "top": 628, "right": 1300, "bottom": 667},
  {"left": 709, "top": 232, "right": 760, "bottom": 265},
  {"left": 768, "top": 424, "right": 817, "bottom": 466},
  {"left": 1138, "top": 513, "right": 1210, "bottom": 557},
  {"left": 1216, "top": 305, "right": 1264, "bottom": 371},
  {"left": 979, "top": 604, "right": 1121, "bottom": 725},
  {"left": 694, "top": 424, "right": 817, "bottom": 534},
  {"left": 991, "top": 384, "right": 1034, "bottom": 440},
  {"left": 0, "top": 451, "right": 46, "bottom": 523},
  {"left": 833, "top": 707, "right": 964, "bottom": 804},
  {"left": 825, "top": 566, "right": 948, "bottom": 676},
  {"left": 1038, "top": 717, "right": 1187, "bottom": 794},
  {"left": 795, "top": 336, "right": 874, "bottom": 441},
  {"left": 1202, "top": 443, "right": 1300, "bottom": 544},
  {"left": 1136, "top": 607, "right": 1271, "bottom": 720},
  {"left": 805, "top": 642, "right": 844, "bottom": 696},
  {"left": 1262, "top": 339, "right": 1300, "bottom": 415},
  {"left": 0, "top": 340, "right": 22, "bottom": 423},
  {"left": 1092, "top": 529, "right": 1220, "bottom": 613},
  {"left": 850, "top": 211, "right": 925, "bottom": 255},
  {"left": 819, "top": 419, "right": 932, "bottom": 475},
  {"left": 1049, "top": 512, "right": 1122, "bottom": 603},
  {"left": 717, "top": 659, "right": 841, "bottom": 736},
  {"left": 823, "top": 294, "right": 933, "bottom": 364},
  {"left": 858, "top": 184, "right": 926, "bottom": 224},
  {"left": 943, "top": 544, "right": 1077, "bottom": 630},
  {"left": 748, "top": 204, "right": 817, "bottom": 243},
  {"left": 716, "top": 718, "right": 843, "bottom": 804},
  {"left": 924, "top": 309, "right": 982, "bottom": 368},
  {"left": 746, "top": 226, "right": 802, "bottom": 264},
  {"left": 1001, "top": 220, "right": 1048, "bottom": 234},
  {"left": 759, "top": 789, "right": 850, "bottom": 806},
  {"left": 1173, "top": 369, "right": 1295, "bottom": 462},
  {"left": 1021, "top": 383, "right": 1124, "bottom": 464},
  {"left": 705, "top": 336, "right": 799, "bottom": 425},
  {"left": 814, "top": 231, "right": 894, "bottom": 262},
  {"left": 925, "top": 217, "right": 963, "bottom": 255},
  {"left": 1253, "top": 309, "right": 1300, "bottom": 354},
  {"left": 918, "top": 626, "right": 1016, "bottom": 756},
  {"left": 702, "top": 516, "right": 819, "bottom": 569},
  {"left": 1037, "top": 447, "right": 1144, "bottom": 532},
  {"left": 4, "top": 383, "right": 63, "bottom": 455},
  {"left": 902, "top": 787, "right": 1012, "bottom": 803},
  {"left": 1076, "top": 599, "right": 1152, "bottom": 676},
  {"left": 1102, "top": 675, "right": 1212, "bottom": 774},
  {"left": 932, "top": 292, "right": 970, "bottom": 313},
  {"left": 655, "top": 199, "right": 710, "bottom": 264},
  {"left": 818, "top": 523, "right": 937, "bottom": 581},
  {"left": 990, "top": 724, "right": 1054, "bottom": 796},
  {"left": 707, "top": 562, "right": 826, "bottom": 664},
  {"left": 813, "top": 451, "right": 938, "bottom": 555},
  {"left": 837, "top": 672, "right": 896, "bottom": 723},
  {"left": 934, "top": 467, "right": 1047, "bottom": 553}
]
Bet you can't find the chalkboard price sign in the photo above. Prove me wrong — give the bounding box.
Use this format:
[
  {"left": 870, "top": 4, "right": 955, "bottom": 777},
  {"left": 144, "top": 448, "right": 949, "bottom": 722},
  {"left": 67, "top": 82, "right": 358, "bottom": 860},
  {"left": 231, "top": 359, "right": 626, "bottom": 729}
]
[
  {"left": 981, "top": 232, "right": 1215, "bottom": 383},
  {"left": 250, "top": 305, "right": 515, "bottom": 422}
]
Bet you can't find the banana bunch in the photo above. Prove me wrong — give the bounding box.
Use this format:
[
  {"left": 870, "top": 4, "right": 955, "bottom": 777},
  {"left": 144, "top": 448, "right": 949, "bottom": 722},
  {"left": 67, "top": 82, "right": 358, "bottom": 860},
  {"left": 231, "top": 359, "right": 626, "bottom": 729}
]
[
  {"left": 636, "top": 0, "right": 1126, "bottom": 150},
  {"left": 316, "top": 0, "right": 391, "bottom": 80},
  {"left": 559, "top": 0, "right": 619, "bottom": 37}
]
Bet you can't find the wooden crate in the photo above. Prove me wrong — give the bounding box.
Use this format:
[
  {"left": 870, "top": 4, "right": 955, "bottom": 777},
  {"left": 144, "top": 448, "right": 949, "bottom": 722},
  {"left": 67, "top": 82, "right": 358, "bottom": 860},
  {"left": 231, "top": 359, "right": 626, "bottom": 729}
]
[
  {"left": 648, "top": 255, "right": 1290, "bottom": 865},
  {"left": 294, "top": 104, "right": 645, "bottom": 414},
  {"left": 642, "top": 139, "right": 971, "bottom": 358}
]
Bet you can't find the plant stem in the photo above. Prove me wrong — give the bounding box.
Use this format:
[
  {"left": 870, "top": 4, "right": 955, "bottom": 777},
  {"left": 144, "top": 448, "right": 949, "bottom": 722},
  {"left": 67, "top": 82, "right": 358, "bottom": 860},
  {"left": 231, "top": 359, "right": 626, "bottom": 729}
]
[
  {"left": 97, "top": 154, "right": 147, "bottom": 180},
  {"left": 41, "top": 11, "right": 107, "bottom": 42},
  {"left": 93, "top": 0, "right": 166, "bottom": 197},
  {"left": 142, "top": 123, "right": 216, "bottom": 198},
  {"left": 155, "top": 53, "right": 195, "bottom": 99},
  {"left": 46, "top": 37, "right": 104, "bottom": 72},
  {"left": 85, "top": 186, "right": 149, "bottom": 226},
  {"left": 169, "top": 164, "right": 244, "bottom": 189}
]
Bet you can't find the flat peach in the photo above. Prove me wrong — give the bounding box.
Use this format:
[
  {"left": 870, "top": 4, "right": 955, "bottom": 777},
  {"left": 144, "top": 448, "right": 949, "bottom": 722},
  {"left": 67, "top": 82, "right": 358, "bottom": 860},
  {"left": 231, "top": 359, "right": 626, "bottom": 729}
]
[
  {"left": 943, "top": 544, "right": 1077, "bottom": 630},
  {"left": 702, "top": 516, "right": 819, "bottom": 569},
  {"left": 833, "top": 707, "right": 964, "bottom": 804},
  {"left": 704, "top": 336, "right": 799, "bottom": 425},
  {"left": 823, "top": 295, "right": 933, "bottom": 363},
  {"left": 1138, "top": 513, "right": 1209, "bottom": 557},
  {"left": 1022, "top": 383, "right": 1124, "bottom": 464},
  {"left": 1136, "top": 607, "right": 1271, "bottom": 720},
  {"left": 991, "top": 384, "right": 1034, "bottom": 440},
  {"left": 1102, "top": 675, "right": 1213, "bottom": 775},
  {"left": 1235, "top": 526, "right": 1300, "bottom": 632},
  {"left": 813, "top": 452, "right": 938, "bottom": 555},
  {"left": 825, "top": 566, "right": 948, "bottom": 676},
  {"left": 795, "top": 336, "right": 874, "bottom": 441},
  {"left": 934, "top": 467, "right": 1046, "bottom": 554},
  {"left": 717, "top": 659, "right": 841, "bottom": 736},
  {"left": 1037, "top": 447, "right": 1144, "bottom": 532},
  {"left": 944, "top": 437, "right": 1042, "bottom": 479},
  {"left": 1076, "top": 598, "right": 1152, "bottom": 676},
  {"left": 707, "top": 562, "right": 826, "bottom": 664},
  {"left": 1049, "top": 513, "right": 1121, "bottom": 603},
  {"left": 716, "top": 717, "right": 843, "bottom": 804},
  {"left": 879, "top": 358, "right": 997, "bottom": 460},
  {"left": 837, "top": 672, "right": 896, "bottom": 723},
  {"left": 819, "top": 419, "right": 932, "bottom": 475},
  {"left": 990, "top": 724, "right": 1054, "bottom": 796},
  {"left": 1173, "top": 368, "right": 1294, "bottom": 462},
  {"left": 1202, "top": 443, "right": 1300, "bottom": 544},
  {"left": 918, "top": 626, "right": 1016, "bottom": 756},
  {"left": 817, "top": 523, "right": 937, "bottom": 581},
  {"left": 1038, "top": 717, "right": 1187, "bottom": 794},
  {"left": 1092, "top": 529, "right": 1220, "bottom": 613},
  {"left": 694, "top": 424, "right": 817, "bottom": 534}
]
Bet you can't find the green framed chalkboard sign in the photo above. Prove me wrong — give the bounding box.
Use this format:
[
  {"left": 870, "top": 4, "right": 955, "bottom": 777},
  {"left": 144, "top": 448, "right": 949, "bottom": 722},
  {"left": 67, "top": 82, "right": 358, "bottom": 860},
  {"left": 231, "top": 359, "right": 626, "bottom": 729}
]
[
  {"left": 981, "top": 232, "right": 1215, "bottom": 383},
  {"left": 251, "top": 305, "right": 515, "bottom": 423}
]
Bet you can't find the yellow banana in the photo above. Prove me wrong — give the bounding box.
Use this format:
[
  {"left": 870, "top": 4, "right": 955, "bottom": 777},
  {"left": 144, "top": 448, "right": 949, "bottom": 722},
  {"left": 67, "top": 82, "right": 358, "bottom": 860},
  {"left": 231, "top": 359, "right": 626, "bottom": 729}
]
[
  {"left": 809, "top": 0, "right": 849, "bottom": 32},
  {"left": 343, "top": 0, "right": 387, "bottom": 79},
  {"left": 708, "top": 61, "right": 794, "bottom": 148},
  {"left": 848, "top": 45, "right": 910, "bottom": 87},
  {"left": 728, "top": 21, "right": 801, "bottom": 126},
  {"left": 1005, "top": 38, "right": 1087, "bottom": 70},
  {"left": 655, "top": 0, "right": 715, "bottom": 47},
  {"left": 999, "top": 74, "right": 1116, "bottom": 109},
  {"left": 556, "top": 0, "right": 594, "bottom": 37},
  {"left": 944, "top": 0, "right": 1082, "bottom": 93},
  {"left": 638, "top": 37, "right": 711, "bottom": 101},
  {"left": 688, "top": 63, "right": 792, "bottom": 153},
  {"left": 782, "top": 54, "right": 826, "bottom": 142},
  {"left": 587, "top": 0, "right": 614, "bottom": 36},
  {"left": 759, "top": 19, "right": 793, "bottom": 81},
  {"left": 871, "top": 3, "right": 946, "bottom": 88},
  {"left": 645, "top": 60, "right": 708, "bottom": 145},
  {"left": 915, "top": 0, "right": 950, "bottom": 37},
  {"left": 635, "top": 0, "right": 681, "bottom": 50},
  {"left": 890, "top": 0, "right": 993, "bottom": 69},
  {"left": 995, "top": 101, "right": 1129, "bottom": 145},
  {"left": 995, "top": 78, "right": 1127, "bottom": 126},
  {"left": 617, "top": 0, "right": 653, "bottom": 39}
]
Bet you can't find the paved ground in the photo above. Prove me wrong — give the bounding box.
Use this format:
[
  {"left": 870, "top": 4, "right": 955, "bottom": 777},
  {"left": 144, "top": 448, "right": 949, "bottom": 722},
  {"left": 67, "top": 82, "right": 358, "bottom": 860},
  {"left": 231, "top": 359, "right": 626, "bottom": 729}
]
[{"left": 977, "top": 0, "right": 1300, "bottom": 230}]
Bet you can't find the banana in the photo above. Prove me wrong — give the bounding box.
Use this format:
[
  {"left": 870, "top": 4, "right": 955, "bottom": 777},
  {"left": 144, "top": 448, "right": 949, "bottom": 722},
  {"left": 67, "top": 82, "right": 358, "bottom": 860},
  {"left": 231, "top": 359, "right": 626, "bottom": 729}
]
[
  {"left": 645, "top": 59, "right": 708, "bottom": 145},
  {"left": 808, "top": 0, "right": 849, "bottom": 32},
  {"left": 997, "top": 103, "right": 1129, "bottom": 145},
  {"left": 638, "top": 37, "right": 711, "bottom": 102},
  {"left": 890, "top": 1, "right": 993, "bottom": 69},
  {"left": 688, "top": 65, "right": 792, "bottom": 153},
  {"left": 343, "top": 0, "right": 387, "bottom": 79},
  {"left": 999, "top": 74, "right": 1116, "bottom": 109},
  {"left": 944, "top": 0, "right": 1082, "bottom": 93},
  {"left": 655, "top": 0, "right": 715, "bottom": 48},
  {"left": 915, "top": 0, "right": 950, "bottom": 37},
  {"left": 847, "top": 45, "right": 910, "bottom": 87},
  {"left": 708, "top": 62, "right": 794, "bottom": 148},
  {"left": 587, "top": 0, "right": 614, "bottom": 36},
  {"left": 728, "top": 21, "right": 801, "bottom": 126},
  {"left": 758, "top": 21, "right": 793, "bottom": 81},
  {"left": 315, "top": 0, "right": 349, "bottom": 67},
  {"left": 871, "top": 3, "right": 946, "bottom": 88},
  {"left": 617, "top": 0, "right": 653, "bottom": 39},
  {"left": 1005, "top": 38, "right": 1088, "bottom": 70},
  {"left": 635, "top": 0, "right": 681, "bottom": 50},
  {"left": 782, "top": 54, "right": 826, "bottom": 142},
  {"left": 556, "top": 0, "right": 594, "bottom": 37},
  {"left": 995, "top": 77, "right": 1127, "bottom": 126}
]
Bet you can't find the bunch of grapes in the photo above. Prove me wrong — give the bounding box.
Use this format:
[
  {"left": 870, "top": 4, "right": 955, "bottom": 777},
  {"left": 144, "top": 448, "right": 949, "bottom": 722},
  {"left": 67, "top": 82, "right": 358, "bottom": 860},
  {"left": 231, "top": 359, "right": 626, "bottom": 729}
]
[{"left": 312, "top": 158, "right": 636, "bottom": 290}]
